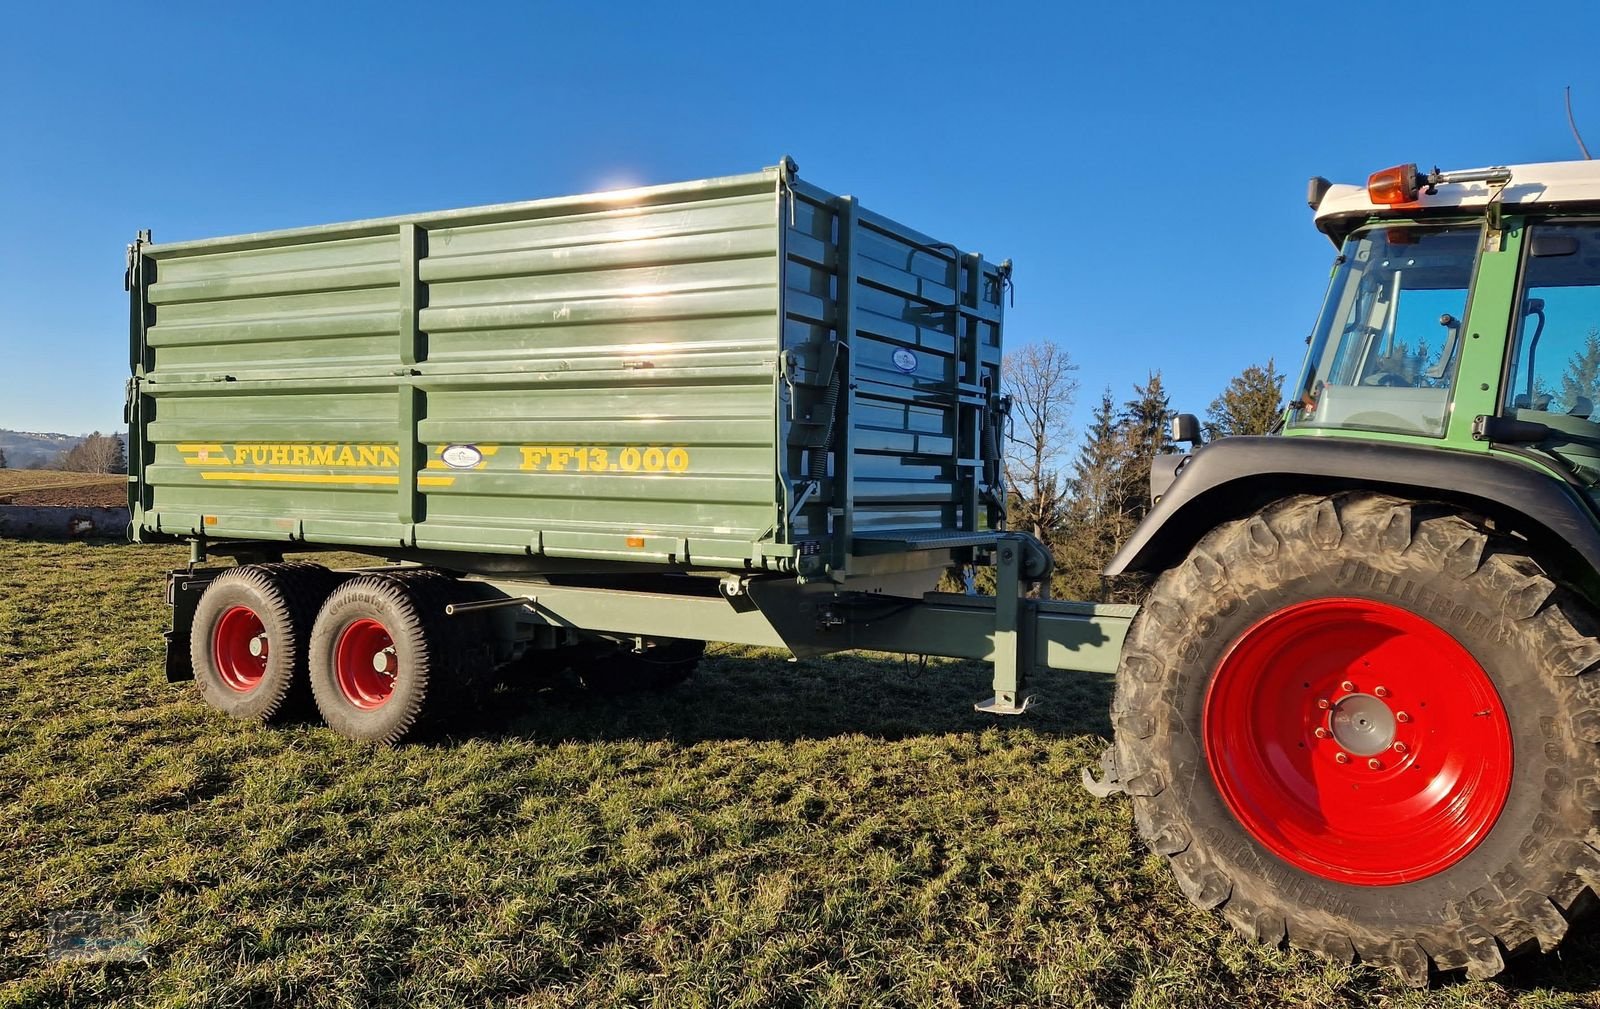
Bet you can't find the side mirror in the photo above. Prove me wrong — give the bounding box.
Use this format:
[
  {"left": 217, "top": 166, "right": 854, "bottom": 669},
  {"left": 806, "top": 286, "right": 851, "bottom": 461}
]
[
  {"left": 1307, "top": 176, "right": 1333, "bottom": 211},
  {"left": 1171, "top": 413, "right": 1202, "bottom": 445}
]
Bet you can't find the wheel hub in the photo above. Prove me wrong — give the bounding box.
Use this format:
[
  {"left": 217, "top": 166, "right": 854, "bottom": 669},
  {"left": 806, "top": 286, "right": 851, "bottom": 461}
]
[
  {"left": 335, "top": 619, "right": 398, "bottom": 710},
  {"left": 1202, "top": 597, "right": 1513, "bottom": 886},
  {"left": 1328, "top": 691, "right": 1396, "bottom": 756},
  {"left": 213, "top": 606, "right": 269, "bottom": 692}
]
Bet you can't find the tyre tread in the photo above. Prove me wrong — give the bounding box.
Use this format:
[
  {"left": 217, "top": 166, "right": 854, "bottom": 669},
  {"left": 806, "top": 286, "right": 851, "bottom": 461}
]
[{"left": 1112, "top": 491, "right": 1600, "bottom": 985}]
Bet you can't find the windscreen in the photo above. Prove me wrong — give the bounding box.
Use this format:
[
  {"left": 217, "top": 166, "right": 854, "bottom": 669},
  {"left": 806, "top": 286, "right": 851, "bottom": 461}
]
[{"left": 1289, "top": 224, "right": 1479, "bottom": 438}]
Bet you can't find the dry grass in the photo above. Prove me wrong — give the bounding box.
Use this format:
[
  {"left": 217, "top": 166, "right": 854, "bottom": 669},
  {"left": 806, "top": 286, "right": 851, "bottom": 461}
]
[
  {"left": 2, "top": 539, "right": 1599, "bottom": 1007},
  {"left": 0, "top": 471, "right": 121, "bottom": 491}
]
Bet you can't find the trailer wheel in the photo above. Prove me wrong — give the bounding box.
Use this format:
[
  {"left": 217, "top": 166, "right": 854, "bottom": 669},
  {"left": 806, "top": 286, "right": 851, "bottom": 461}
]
[
  {"left": 308, "top": 575, "right": 440, "bottom": 744},
  {"left": 1112, "top": 492, "right": 1600, "bottom": 984},
  {"left": 576, "top": 638, "right": 704, "bottom": 693},
  {"left": 189, "top": 563, "right": 328, "bottom": 721}
]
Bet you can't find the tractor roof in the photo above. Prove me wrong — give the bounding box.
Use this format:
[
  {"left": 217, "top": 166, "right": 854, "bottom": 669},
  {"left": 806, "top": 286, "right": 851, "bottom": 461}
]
[{"left": 1314, "top": 160, "right": 1600, "bottom": 242}]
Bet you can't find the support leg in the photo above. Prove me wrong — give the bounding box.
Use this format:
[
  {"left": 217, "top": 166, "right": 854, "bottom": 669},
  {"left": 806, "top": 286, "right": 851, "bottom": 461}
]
[{"left": 975, "top": 535, "right": 1034, "bottom": 715}]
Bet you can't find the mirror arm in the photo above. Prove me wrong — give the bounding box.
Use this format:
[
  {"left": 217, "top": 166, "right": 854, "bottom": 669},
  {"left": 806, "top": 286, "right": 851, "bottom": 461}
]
[{"left": 1525, "top": 310, "right": 1548, "bottom": 404}]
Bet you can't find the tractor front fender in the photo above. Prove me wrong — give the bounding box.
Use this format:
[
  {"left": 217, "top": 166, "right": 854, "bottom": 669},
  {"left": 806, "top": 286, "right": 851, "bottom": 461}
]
[{"left": 1106, "top": 436, "right": 1600, "bottom": 592}]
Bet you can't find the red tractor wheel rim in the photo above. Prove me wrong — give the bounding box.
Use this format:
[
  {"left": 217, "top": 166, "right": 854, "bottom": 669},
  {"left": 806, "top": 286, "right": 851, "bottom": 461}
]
[
  {"left": 1203, "top": 597, "right": 1512, "bottom": 886},
  {"left": 334, "top": 618, "right": 397, "bottom": 710},
  {"left": 213, "top": 605, "right": 269, "bottom": 692}
]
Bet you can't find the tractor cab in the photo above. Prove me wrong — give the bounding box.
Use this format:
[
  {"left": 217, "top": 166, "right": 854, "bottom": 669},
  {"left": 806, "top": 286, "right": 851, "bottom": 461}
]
[{"left": 1299, "top": 160, "right": 1600, "bottom": 485}]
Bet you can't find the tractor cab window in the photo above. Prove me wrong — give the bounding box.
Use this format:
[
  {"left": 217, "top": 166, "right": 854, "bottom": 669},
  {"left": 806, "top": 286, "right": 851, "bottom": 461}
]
[
  {"left": 1504, "top": 222, "right": 1600, "bottom": 422},
  {"left": 1289, "top": 224, "right": 1479, "bottom": 438}
]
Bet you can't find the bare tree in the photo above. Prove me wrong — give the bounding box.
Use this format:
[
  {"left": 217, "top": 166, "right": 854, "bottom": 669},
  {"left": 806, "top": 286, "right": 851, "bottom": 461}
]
[
  {"left": 59, "top": 432, "right": 127, "bottom": 474},
  {"left": 1002, "top": 342, "right": 1079, "bottom": 596}
]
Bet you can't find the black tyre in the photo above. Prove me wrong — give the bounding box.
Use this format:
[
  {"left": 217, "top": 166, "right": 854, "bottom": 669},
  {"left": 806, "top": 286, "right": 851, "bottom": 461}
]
[
  {"left": 1111, "top": 493, "right": 1600, "bottom": 984},
  {"left": 308, "top": 575, "right": 444, "bottom": 744},
  {"left": 575, "top": 638, "right": 704, "bottom": 693},
  {"left": 190, "top": 563, "right": 332, "bottom": 721}
]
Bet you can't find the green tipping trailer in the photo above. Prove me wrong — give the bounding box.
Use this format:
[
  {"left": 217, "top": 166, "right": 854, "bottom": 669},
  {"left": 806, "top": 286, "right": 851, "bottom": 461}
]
[
  {"left": 128, "top": 159, "right": 1014, "bottom": 579},
  {"left": 130, "top": 159, "right": 1134, "bottom": 742}
]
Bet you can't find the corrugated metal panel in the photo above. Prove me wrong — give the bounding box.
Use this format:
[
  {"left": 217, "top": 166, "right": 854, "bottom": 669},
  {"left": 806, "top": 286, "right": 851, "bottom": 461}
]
[
  {"left": 782, "top": 179, "right": 1005, "bottom": 559},
  {"left": 130, "top": 162, "right": 1007, "bottom": 577}
]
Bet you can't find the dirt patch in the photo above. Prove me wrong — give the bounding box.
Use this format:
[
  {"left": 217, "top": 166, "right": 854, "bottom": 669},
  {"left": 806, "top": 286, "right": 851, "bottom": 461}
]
[{"left": 0, "top": 476, "right": 126, "bottom": 507}]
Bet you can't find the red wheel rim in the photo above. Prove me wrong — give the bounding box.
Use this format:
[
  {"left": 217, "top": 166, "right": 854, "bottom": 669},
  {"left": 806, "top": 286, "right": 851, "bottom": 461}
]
[
  {"left": 334, "top": 618, "right": 397, "bottom": 710},
  {"left": 213, "top": 605, "right": 269, "bottom": 692},
  {"left": 1203, "top": 597, "right": 1512, "bottom": 886}
]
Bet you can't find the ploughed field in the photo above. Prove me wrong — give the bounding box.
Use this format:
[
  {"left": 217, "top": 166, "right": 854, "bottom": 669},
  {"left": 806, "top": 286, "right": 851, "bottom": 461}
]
[
  {"left": 0, "top": 471, "right": 126, "bottom": 507},
  {"left": 3, "top": 540, "right": 1599, "bottom": 1008}
]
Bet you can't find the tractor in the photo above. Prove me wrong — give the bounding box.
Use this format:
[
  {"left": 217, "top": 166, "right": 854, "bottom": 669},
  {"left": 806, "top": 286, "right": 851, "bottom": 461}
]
[{"left": 1095, "top": 159, "right": 1600, "bottom": 984}]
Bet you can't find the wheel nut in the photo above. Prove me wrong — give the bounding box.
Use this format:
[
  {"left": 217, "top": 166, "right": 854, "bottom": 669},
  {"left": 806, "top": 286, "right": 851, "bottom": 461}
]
[
  {"left": 1393, "top": 741, "right": 1408, "bottom": 754},
  {"left": 1374, "top": 685, "right": 1389, "bottom": 698},
  {"left": 1317, "top": 698, "right": 1331, "bottom": 710},
  {"left": 1367, "top": 758, "right": 1382, "bottom": 770},
  {"left": 1335, "top": 752, "right": 1349, "bottom": 764},
  {"left": 1340, "top": 680, "right": 1355, "bottom": 693},
  {"left": 1314, "top": 727, "right": 1329, "bottom": 739},
  {"left": 1396, "top": 711, "right": 1411, "bottom": 723}
]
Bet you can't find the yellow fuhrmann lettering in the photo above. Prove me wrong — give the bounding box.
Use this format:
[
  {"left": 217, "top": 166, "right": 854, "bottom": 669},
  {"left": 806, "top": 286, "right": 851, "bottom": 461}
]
[
  {"left": 311, "top": 445, "right": 336, "bottom": 466},
  {"left": 291, "top": 446, "right": 310, "bottom": 466},
  {"left": 233, "top": 445, "right": 250, "bottom": 464},
  {"left": 512, "top": 444, "right": 692, "bottom": 473},
  {"left": 270, "top": 445, "right": 290, "bottom": 466},
  {"left": 337, "top": 445, "right": 357, "bottom": 467},
  {"left": 250, "top": 445, "right": 269, "bottom": 465},
  {"left": 357, "top": 446, "right": 380, "bottom": 467},
  {"left": 381, "top": 446, "right": 400, "bottom": 467}
]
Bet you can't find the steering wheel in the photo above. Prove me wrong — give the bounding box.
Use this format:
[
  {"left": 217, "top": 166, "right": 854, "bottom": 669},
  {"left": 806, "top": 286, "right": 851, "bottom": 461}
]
[{"left": 1361, "top": 370, "right": 1410, "bottom": 387}]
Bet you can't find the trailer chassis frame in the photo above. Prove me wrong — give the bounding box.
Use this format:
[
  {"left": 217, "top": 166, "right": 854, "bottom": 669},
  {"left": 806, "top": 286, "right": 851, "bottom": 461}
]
[{"left": 163, "top": 535, "right": 1137, "bottom": 709}]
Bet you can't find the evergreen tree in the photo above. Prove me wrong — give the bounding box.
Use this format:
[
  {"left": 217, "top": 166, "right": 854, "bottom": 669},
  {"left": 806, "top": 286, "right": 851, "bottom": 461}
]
[
  {"left": 1118, "top": 371, "right": 1173, "bottom": 516},
  {"left": 1054, "top": 388, "right": 1138, "bottom": 600},
  {"left": 1557, "top": 329, "right": 1600, "bottom": 416},
  {"left": 1206, "top": 358, "right": 1286, "bottom": 438},
  {"left": 1066, "top": 388, "right": 1123, "bottom": 523}
]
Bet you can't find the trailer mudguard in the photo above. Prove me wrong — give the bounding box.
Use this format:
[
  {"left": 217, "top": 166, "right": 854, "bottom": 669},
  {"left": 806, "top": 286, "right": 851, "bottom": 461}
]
[{"left": 1105, "top": 435, "right": 1600, "bottom": 583}]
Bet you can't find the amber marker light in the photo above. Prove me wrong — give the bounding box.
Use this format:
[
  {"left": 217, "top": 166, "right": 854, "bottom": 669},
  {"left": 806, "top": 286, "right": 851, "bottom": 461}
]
[{"left": 1367, "top": 164, "right": 1421, "bottom": 205}]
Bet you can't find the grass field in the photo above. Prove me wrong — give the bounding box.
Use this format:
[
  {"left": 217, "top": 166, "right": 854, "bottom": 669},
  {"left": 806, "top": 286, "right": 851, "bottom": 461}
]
[
  {"left": 4, "top": 540, "right": 1600, "bottom": 1007},
  {"left": 0, "top": 471, "right": 126, "bottom": 507},
  {"left": 0, "top": 472, "right": 118, "bottom": 491}
]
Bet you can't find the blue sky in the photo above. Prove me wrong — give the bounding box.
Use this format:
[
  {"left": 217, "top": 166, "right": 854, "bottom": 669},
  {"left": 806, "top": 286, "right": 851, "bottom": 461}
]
[{"left": 3, "top": 1, "right": 1599, "bottom": 440}]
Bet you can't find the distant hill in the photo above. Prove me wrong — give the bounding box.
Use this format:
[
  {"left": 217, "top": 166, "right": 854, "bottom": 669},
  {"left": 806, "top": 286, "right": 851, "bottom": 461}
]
[{"left": 0, "top": 430, "right": 87, "bottom": 469}]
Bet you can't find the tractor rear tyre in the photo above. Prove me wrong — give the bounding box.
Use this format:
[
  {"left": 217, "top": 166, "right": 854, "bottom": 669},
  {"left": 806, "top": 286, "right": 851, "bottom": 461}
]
[
  {"left": 1111, "top": 492, "right": 1600, "bottom": 984},
  {"left": 308, "top": 575, "right": 444, "bottom": 744},
  {"left": 190, "top": 563, "right": 332, "bottom": 721}
]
